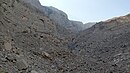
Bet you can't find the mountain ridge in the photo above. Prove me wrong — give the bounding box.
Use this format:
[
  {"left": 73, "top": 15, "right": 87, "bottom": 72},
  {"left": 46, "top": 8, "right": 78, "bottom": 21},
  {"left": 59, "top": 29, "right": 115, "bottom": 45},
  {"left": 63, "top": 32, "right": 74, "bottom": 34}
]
[{"left": 20, "top": 0, "right": 94, "bottom": 33}]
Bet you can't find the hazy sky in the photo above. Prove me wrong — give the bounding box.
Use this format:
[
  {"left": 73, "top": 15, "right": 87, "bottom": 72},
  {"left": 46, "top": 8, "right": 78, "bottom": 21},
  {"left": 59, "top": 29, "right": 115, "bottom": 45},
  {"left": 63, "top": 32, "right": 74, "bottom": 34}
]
[{"left": 39, "top": 0, "right": 130, "bottom": 23}]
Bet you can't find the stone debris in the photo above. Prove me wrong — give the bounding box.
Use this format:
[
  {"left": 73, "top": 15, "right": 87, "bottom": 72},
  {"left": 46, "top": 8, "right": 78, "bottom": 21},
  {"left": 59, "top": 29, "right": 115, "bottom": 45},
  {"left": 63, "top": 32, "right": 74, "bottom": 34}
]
[{"left": 0, "top": 0, "right": 129, "bottom": 73}]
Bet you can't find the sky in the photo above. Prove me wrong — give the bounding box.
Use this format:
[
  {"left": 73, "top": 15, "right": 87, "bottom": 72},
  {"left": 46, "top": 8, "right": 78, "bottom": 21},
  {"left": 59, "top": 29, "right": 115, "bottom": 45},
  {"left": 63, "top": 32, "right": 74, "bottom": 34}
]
[{"left": 39, "top": 0, "right": 130, "bottom": 23}]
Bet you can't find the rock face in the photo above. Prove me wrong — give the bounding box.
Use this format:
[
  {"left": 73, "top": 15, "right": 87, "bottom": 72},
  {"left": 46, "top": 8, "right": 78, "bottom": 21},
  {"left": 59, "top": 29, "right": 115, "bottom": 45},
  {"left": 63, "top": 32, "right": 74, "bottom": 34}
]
[
  {"left": 20, "top": 0, "right": 94, "bottom": 33},
  {"left": 0, "top": 0, "right": 130, "bottom": 73},
  {"left": 42, "top": 6, "right": 85, "bottom": 33},
  {"left": 20, "top": 0, "right": 87, "bottom": 33}
]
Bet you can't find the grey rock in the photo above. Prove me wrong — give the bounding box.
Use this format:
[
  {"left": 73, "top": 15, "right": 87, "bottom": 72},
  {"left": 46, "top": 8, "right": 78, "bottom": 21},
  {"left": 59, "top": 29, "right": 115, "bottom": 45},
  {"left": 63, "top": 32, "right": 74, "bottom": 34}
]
[
  {"left": 1, "top": 58, "right": 7, "bottom": 62},
  {"left": 38, "top": 70, "right": 46, "bottom": 73},
  {"left": 5, "top": 54, "right": 17, "bottom": 63},
  {"left": 31, "top": 70, "right": 38, "bottom": 73},
  {"left": 4, "top": 42, "right": 12, "bottom": 50},
  {"left": 16, "top": 59, "right": 28, "bottom": 70}
]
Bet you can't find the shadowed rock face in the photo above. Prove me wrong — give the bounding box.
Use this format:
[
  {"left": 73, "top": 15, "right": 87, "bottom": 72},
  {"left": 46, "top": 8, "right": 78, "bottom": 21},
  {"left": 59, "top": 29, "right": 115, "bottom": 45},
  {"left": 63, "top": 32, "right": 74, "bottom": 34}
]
[{"left": 0, "top": 0, "right": 130, "bottom": 73}]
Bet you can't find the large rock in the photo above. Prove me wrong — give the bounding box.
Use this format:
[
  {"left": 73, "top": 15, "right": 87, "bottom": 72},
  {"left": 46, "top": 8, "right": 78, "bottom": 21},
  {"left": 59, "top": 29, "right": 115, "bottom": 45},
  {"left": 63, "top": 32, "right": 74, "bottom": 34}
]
[
  {"left": 16, "top": 59, "right": 28, "bottom": 70},
  {"left": 4, "top": 42, "right": 12, "bottom": 50},
  {"left": 31, "top": 70, "right": 38, "bottom": 73}
]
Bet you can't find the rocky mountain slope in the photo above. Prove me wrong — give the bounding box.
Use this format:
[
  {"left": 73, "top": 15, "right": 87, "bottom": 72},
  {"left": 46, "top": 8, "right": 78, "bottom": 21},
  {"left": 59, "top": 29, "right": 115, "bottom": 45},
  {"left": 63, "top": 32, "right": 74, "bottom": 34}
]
[
  {"left": 69, "top": 14, "right": 130, "bottom": 73},
  {"left": 18, "top": 0, "right": 86, "bottom": 33},
  {"left": 0, "top": 0, "right": 130, "bottom": 73},
  {"left": 42, "top": 6, "right": 85, "bottom": 33},
  {"left": 0, "top": 0, "right": 73, "bottom": 72},
  {"left": 21, "top": 0, "right": 85, "bottom": 33}
]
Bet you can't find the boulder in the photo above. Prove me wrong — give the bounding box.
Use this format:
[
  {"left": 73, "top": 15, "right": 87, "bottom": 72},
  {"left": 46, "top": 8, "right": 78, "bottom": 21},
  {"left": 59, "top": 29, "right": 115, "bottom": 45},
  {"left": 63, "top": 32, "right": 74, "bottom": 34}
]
[
  {"left": 4, "top": 42, "right": 12, "bottom": 50},
  {"left": 16, "top": 59, "right": 28, "bottom": 70},
  {"left": 31, "top": 70, "right": 38, "bottom": 73}
]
